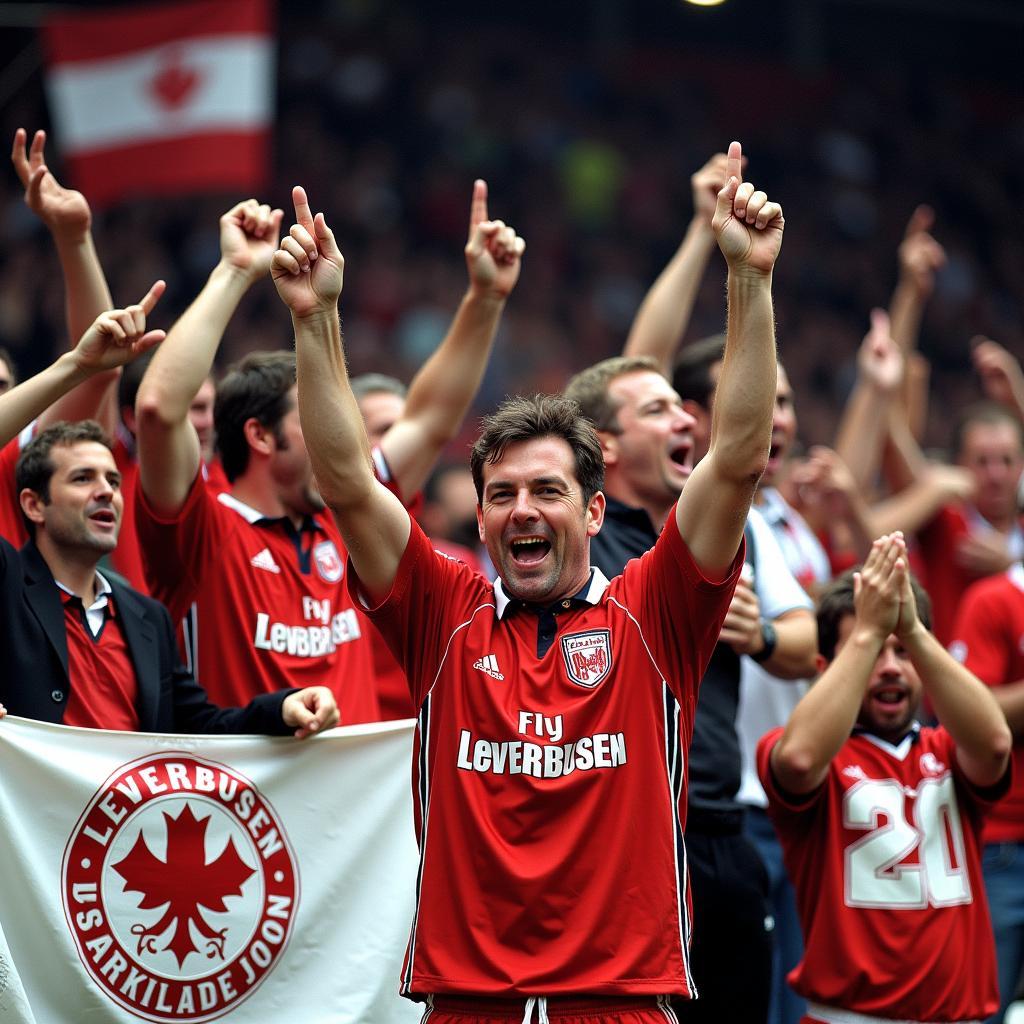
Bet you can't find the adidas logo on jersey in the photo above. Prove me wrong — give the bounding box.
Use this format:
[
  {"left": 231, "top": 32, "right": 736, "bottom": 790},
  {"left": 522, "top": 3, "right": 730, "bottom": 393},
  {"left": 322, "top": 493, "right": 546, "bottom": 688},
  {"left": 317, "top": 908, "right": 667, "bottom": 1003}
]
[
  {"left": 473, "top": 654, "right": 504, "bottom": 680},
  {"left": 250, "top": 547, "right": 282, "bottom": 574}
]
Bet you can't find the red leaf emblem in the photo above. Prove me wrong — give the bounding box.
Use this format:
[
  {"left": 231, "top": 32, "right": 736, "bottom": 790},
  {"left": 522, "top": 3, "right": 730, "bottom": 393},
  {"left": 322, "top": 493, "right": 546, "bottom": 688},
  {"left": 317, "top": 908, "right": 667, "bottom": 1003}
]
[
  {"left": 111, "top": 803, "right": 255, "bottom": 968},
  {"left": 148, "top": 47, "right": 202, "bottom": 110}
]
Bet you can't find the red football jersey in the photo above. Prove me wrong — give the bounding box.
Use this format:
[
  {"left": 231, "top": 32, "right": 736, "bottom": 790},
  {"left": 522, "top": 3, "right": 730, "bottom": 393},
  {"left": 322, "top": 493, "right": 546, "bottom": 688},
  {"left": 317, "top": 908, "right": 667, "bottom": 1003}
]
[
  {"left": 917, "top": 504, "right": 1023, "bottom": 645},
  {"left": 109, "top": 436, "right": 148, "bottom": 593},
  {"left": 135, "top": 472, "right": 381, "bottom": 723},
  {"left": 950, "top": 564, "right": 1024, "bottom": 843},
  {"left": 0, "top": 432, "right": 29, "bottom": 545},
  {"left": 758, "top": 725, "right": 1001, "bottom": 1021},
  {"left": 369, "top": 447, "right": 420, "bottom": 721},
  {"left": 353, "top": 513, "right": 741, "bottom": 1000}
]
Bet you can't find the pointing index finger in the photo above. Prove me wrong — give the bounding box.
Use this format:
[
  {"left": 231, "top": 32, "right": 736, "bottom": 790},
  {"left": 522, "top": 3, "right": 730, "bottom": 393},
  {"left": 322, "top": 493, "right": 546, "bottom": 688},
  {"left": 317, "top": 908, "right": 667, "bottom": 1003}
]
[
  {"left": 292, "top": 185, "right": 315, "bottom": 233},
  {"left": 138, "top": 279, "right": 166, "bottom": 315},
  {"left": 11, "top": 128, "right": 29, "bottom": 183},
  {"left": 469, "top": 179, "right": 488, "bottom": 238},
  {"left": 726, "top": 141, "right": 743, "bottom": 186}
]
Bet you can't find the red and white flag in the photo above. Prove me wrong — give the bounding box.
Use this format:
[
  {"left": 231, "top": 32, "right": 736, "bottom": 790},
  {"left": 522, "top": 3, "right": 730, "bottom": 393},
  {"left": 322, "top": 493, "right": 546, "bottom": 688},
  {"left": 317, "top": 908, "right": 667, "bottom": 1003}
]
[{"left": 42, "top": 0, "right": 274, "bottom": 207}]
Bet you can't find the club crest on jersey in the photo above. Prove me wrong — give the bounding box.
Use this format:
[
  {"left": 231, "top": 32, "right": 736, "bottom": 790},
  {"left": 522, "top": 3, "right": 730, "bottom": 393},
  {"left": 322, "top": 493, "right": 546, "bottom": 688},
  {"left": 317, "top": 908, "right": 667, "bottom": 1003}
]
[
  {"left": 62, "top": 753, "right": 298, "bottom": 1021},
  {"left": 561, "top": 629, "right": 612, "bottom": 688},
  {"left": 313, "top": 540, "right": 343, "bottom": 583}
]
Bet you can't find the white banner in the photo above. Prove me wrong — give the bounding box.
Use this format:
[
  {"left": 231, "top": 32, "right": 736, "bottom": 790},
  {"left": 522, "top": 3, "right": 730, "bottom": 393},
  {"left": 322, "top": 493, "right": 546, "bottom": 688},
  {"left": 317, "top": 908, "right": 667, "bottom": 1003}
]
[{"left": 0, "top": 718, "right": 422, "bottom": 1024}]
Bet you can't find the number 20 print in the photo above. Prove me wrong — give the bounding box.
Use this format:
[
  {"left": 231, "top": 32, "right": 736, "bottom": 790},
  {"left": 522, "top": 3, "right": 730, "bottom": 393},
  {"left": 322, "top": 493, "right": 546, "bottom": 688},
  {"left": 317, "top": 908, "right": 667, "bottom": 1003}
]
[{"left": 843, "top": 775, "right": 972, "bottom": 909}]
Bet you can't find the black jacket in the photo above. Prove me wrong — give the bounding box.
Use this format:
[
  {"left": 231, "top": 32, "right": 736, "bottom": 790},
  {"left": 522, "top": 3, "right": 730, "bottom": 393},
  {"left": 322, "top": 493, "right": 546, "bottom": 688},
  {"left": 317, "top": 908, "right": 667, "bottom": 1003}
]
[{"left": 0, "top": 538, "right": 293, "bottom": 734}]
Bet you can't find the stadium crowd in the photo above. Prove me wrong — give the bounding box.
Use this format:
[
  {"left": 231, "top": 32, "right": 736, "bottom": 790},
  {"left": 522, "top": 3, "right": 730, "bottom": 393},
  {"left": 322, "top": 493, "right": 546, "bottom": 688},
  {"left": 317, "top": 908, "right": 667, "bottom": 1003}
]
[{"left": 0, "top": 12, "right": 1021, "bottom": 1024}]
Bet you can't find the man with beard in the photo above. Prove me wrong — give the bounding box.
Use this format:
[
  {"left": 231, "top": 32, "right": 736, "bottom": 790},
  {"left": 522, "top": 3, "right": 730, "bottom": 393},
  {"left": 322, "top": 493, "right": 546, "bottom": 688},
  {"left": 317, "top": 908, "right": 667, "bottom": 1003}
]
[
  {"left": 758, "top": 533, "right": 1010, "bottom": 1024},
  {"left": 274, "top": 141, "right": 784, "bottom": 1022}
]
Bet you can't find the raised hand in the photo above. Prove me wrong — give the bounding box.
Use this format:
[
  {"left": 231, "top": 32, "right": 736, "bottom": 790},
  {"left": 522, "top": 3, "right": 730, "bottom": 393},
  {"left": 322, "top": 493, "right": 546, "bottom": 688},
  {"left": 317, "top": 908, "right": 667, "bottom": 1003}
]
[
  {"left": 892, "top": 538, "right": 923, "bottom": 640},
  {"left": 955, "top": 531, "right": 1013, "bottom": 577},
  {"left": 712, "top": 141, "right": 784, "bottom": 276},
  {"left": 272, "top": 186, "right": 345, "bottom": 319},
  {"left": 220, "top": 198, "right": 285, "bottom": 283},
  {"left": 898, "top": 205, "right": 945, "bottom": 298},
  {"left": 793, "top": 446, "right": 859, "bottom": 518},
  {"left": 464, "top": 179, "right": 525, "bottom": 301},
  {"left": 691, "top": 151, "right": 738, "bottom": 226},
  {"left": 853, "top": 533, "right": 906, "bottom": 640},
  {"left": 972, "top": 336, "right": 1024, "bottom": 409},
  {"left": 72, "top": 281, "right": 167, "bottom": 371},
  {"left": 11, "top": 128, "right": 91, "bottom": 239},
  {"left": 856, "top": 308, "right": 904, "bottom": 393}
]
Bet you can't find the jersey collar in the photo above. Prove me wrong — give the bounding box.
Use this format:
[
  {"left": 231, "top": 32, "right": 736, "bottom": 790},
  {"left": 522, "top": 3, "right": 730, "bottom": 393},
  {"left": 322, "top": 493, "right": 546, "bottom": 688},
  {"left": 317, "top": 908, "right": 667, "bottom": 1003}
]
[
  {"left": 217, "top": 491, "right": 323, "bottom": 533},
  {"left": 493, "top": 567, "right": 611, "bottom": 620},
  {"left": 852, "top": 720, "right": 922, "bottom": 760}
]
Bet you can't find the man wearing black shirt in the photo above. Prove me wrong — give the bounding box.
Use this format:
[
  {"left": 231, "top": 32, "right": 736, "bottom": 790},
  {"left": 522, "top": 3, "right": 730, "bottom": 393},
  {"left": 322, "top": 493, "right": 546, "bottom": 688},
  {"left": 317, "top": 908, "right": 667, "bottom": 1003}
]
[{"left": 564, "top": 354, "right": 816, "bottom": 1022}]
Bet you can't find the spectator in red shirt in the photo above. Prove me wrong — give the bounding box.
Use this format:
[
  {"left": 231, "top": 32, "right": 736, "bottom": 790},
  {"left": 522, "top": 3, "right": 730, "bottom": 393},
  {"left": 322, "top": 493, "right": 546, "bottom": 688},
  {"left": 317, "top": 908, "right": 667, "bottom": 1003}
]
[{"left": 760, "top": 534, "right": 1011, "bottom": 1023}]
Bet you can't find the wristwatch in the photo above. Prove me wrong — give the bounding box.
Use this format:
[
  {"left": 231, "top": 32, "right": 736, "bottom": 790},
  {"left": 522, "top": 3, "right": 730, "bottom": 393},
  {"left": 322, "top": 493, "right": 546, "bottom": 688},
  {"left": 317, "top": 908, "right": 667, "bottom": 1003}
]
[{"left": 751, "top": 619, "right": 777, "bottom": 663}]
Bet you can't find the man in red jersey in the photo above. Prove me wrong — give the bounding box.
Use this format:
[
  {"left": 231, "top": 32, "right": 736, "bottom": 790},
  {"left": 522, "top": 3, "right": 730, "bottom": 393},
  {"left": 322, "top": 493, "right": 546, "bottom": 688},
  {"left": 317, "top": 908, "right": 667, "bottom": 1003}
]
[
  {"left": 758, "top": 533, "right": 1011, "bottom": 1024},
  {"left": 273, "top": 139, "right": 782, "bottom": 1022},
  {"left": 914, "top": 403, "right": 1024, "bottom": 644},
  {"left": 951, "top": 564, "right": 1024, "bottom": 1023},
  {"left": 134, "top": 182, "right": 523, "bottom": 724}
]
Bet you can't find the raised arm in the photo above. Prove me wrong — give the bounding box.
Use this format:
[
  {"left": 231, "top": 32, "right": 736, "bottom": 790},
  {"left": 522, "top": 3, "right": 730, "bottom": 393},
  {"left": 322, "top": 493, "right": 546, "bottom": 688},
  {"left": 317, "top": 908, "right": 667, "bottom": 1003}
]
[
  {"left": 888, "top": 205, "right": 945, "bottom": 358},
  {"left": 12, "top": 128, "right": 118, "bottom": 431},
  {"left": 273, "top": 187, "right": 409, "bottom": 601},
  {"left": 0, "top": 284, "right": 165, "bottom": 448},
  {"left": 895, "top": 558, "right": 1011, "bottom": 788},
  {"left": 135, "top": 200, "right": 283, "bottom": 512},
  {"left": 834, "top": 309, "right": 904, "bottom": 493},
  {"left": 972, "top": 337, "right": 1024, "bottom": 423},
  {"left": 378, "top": 180, "right": 524, "bottom": 501},
  {"left": 676, "top": 141, "right": 782, "bottom": 577},
  {"left": 623, "top": 152, "right": 731, "bottom": 372},
  {"left": 888, "top": 207, "right": 945, "bottom": 438},
  {"left": 771, "top": 534, "right": 905, "bottom": 794},
  {"left": 787, "top": 446, "right": 875, "bottom": 563}
]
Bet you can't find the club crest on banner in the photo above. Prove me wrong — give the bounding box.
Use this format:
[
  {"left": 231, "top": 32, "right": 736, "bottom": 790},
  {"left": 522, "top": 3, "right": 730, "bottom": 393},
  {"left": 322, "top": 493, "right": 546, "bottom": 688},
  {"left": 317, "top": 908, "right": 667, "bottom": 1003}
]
[
  {"left": 313, "top": 540, "right": 344, "bottom": 583},
  {"left": 560, "top": 629, "right": 612, "bottom": 688},
  {"left": 62, "top": 753, "right": 299, "bottom": 1022}
]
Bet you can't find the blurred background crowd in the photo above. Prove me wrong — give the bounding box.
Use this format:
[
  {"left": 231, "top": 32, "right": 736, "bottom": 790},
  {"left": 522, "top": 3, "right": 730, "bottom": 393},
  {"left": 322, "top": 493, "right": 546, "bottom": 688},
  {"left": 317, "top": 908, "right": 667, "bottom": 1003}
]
[{"left": 0, "top": 0, "right": 1021, "bottom": 457}]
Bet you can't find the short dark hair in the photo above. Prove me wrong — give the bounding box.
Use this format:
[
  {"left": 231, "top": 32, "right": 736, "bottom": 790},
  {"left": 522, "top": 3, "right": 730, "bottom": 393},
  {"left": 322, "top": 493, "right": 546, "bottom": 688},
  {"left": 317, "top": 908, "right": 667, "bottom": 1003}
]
[
  {"left": 350, "top": 373, "right": 407, "bottom": 401},
  {"left": 214, "top": 352, "right": 296, "bottom": 482},
  {"left": 118, "top": 348, "right": 156, "bottom": 415},
  {"left": 816, "top": 567, "right": 932, "bottom": 663},
  {"left": 563, "top": 355, "right": 663, "bottom": 433},
  {"left": 671, "top": 334, "right": 726, "bottom": 409},
  {"left": 16, "top": 420, "right": 113, "bottom": 535},
  {"left": 952, "top": 401, "right": 1024, "bottom": 459},
  {"left": 470, "top": 394, "right": 605, "bottom": 504}
]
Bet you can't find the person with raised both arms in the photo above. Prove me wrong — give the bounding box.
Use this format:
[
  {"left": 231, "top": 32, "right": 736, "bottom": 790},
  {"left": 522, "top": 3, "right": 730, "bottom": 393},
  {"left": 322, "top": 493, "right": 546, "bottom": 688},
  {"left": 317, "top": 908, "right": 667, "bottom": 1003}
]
[
  {"left": 270, "top": 140, "right": 782, "bottom": 1023},
  {"left": 758, "top": 532, "right": 1011, "bottom": 1024}
]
